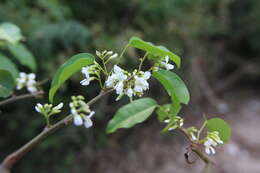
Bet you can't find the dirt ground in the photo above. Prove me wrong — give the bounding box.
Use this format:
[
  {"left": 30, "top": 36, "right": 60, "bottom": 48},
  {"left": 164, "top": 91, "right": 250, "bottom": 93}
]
[{"left": 77, "top": 89, "right": 260, "bottom": 173}]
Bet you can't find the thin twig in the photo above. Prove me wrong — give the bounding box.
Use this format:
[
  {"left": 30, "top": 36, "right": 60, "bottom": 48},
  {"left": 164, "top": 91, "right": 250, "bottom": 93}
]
[
  {"left": 0, "top": 89, "right": 113, "bottom": 171},
  {"left": 178, "top": 128, "right": 214, "bottom": 173},
  {"left": 0, "top": 91, "right": 44, "bottom": 107}
]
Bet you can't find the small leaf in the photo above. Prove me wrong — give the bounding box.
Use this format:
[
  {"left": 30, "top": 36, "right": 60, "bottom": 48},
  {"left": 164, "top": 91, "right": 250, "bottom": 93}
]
[
  {"left": 153, "top": 70, "right": 190, "bottom": 104},
  {"left": 49, "top": 53, "right": 95, "bottom": 102},
  {"left": 106, "top": 98, "right": 158, "bottom": 134},
  {"left": 206, "top": 118, "right": 231, "bottom": 143},
  {"left": 0, "top": 54, "right": 19, "bottom": 79},
  {"left": 0, "top": 69, "right": 15, "bottom": 98},
  {"left": 0, "top": 23, "right": 23, "bottom": 44},
  {"left": 7, "top": 43, "right": 37, "bottom": 71},
  {"left": 129, "top": 36, "right": 181, "bottom": 68}
]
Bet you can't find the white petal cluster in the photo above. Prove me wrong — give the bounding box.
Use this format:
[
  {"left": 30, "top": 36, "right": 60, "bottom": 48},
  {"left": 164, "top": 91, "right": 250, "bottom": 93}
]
[
  {"left": 69, "top": 95, "right": 95, "bottom": 128},
  {"left": 133, "top": 71, "right": 151, "bottom": 93},
  {"left": 80, "top": 65, "right": 97, "bottom": 86},
  {"left": 105, "top": 65, "right": 151, "bottom": 100},
  {"left": 161, "top": 56, "right": 174, "bottom": 70},
  {"left": 204, "top": 131, "right": 223, "bottom": 155},
  {"left": 35, "top": 102, "right": 63, "bottom": 116},
  {"left": 16, "top": 72, "right": 38, "bottom": 94},
  {"left": 164, "top": 116, "right": 184, "bottom": 131},
  {"left": 105, "top": 65, "right": 127, "bottom": 97}
]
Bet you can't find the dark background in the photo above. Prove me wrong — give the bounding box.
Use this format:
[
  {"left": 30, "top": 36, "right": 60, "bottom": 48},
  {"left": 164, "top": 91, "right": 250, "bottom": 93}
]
[{"left": 0, "top": 0, "right": 260, "bottom": 172}]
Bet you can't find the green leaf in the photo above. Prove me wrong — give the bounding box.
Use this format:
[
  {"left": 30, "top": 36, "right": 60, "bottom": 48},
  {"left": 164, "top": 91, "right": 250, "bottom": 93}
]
[
  {"left": 153, "top": 70, "right": 190, "bottom": 104},
  {"left": 49, "top": 53, "right": 95, "bottom": 102},
  {"left": 0, "top": 69, "right": 15, "bottom": 98},
  {"left": 0, "top": 54, "right": 19, "bottom": 79},
  {"left": 0, "top": 23, "right": 23, "bottom": 44},
  {"left": 7, "top": 43, "right": 37, "bottom": 71},
  {"left": 206, "top": 118, "right": 231, "bottom": 143},
  {"left": 129, "top": 36, "right": 181, "bottom": 68},
  {"left": 106, "top": 98, "right": 158, "bottom": 134}
]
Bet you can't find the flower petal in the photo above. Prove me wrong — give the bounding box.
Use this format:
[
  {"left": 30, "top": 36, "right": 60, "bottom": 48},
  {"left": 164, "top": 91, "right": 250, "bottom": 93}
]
[{"left": 73, "top": 115, "right": 83, "bottom": 126}]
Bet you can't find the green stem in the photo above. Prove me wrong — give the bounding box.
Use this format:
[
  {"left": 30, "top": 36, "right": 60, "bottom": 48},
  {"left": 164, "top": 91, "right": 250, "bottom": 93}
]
[
  {"left": 116, "top": 44, "right": 129, "bottom": 65},
  {"left": 138, "top": 53, "right": 148, "bottom": 71},
  {"left": 197, "top": 121, "right": 207, "bottom": 140}
]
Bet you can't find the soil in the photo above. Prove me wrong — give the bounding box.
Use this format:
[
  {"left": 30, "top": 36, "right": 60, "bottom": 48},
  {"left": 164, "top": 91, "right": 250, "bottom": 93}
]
[{"left": 77, "top": 89, "right": 260, "bottom": 173}]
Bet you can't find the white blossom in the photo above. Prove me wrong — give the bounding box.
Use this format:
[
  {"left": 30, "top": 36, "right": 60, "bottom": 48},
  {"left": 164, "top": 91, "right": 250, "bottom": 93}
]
[
  {"left": 80, "top": 66, "right": 91, "bottom": 86},
  {"left": 35, "top": 103, "right": 43, "bottom": 113},
  {"left": 109, "top": 53, "right": 118, "bottom": 59},
  {"left": 204, "top": 139, "right": 217, "bottom": 155},
  {"left": 161, "top": 56, "right": 174, "bottom": 70},
  {"left": 73, "top": 114, "right": 83, "bottom": 126},
  {"left": 204, "top": 131, "right": 223, "bottom": 155},
  {"left": 83, "top": 111, "right": 95, "bottom": 128},
  {"left": 35, "top": 102, "right": 63, "bottom": 116},
  {"left": 16, "top": 72, "right": 38, "bottom": 94},
  {"left": 53, "top": 102, "right": 64, "bottom": 111},
  {"left": 126, "top": 88, "right": 133, "bottom": 97},
  {"left": 191, "top": 133, "right": 197, "bottom": 141},
  {"left": 105, "top": 65, "right": 127, "bottom": 94},
  {"left": 70, "top": 96, "right": 95, "bottom": 128},
  {"left": 133, "top": 71, "right": 151, "bottom": 93}
]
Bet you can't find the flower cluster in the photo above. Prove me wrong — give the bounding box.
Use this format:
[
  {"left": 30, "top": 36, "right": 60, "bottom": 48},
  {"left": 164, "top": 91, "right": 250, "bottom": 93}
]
[
  {"left": 69, "top": 95, "right": 95, "bottom": 128},
  {"left": 203, "top": 131, "right": 223, "bottom": 155},
  {"left": 164, "top": 116, "right": 184, "bottom": 131},
  {"left": 160, "top": 56, "right": 174, "bottom": 70},
  {"left": 80, "top": 64, "right": 98, "bottom": 86},
  {"left": 153, "top": 56, "right": 175, "bottom": 72},
  {"left": 96, "top": 50, "right": 118, "bottom": 61},
  {"left": 35, "top": 102, "right": 63, "bottom": 126},
  {"left": 16, "top": 72, "right": 38, "bottom": 94},
  {"left": 105, "top": 65, "right": 151, "bottom": 100}
]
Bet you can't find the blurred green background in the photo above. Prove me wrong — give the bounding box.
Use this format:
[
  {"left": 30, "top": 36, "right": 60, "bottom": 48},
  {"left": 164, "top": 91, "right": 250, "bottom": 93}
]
[{"left": 1, "top": 0, "right": 260, "bottom": 172}]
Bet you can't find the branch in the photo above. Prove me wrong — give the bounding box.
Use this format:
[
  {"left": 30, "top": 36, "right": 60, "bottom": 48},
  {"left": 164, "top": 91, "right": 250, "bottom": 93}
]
[
  {"left": 0, "top": 91, "right": 44, "bottom": 107},
  {"left": 0, "top": 89, "right": 113, "bottom": 171},
  {"left": 178, "top": 128, "right": 214, "bottom": 173}
]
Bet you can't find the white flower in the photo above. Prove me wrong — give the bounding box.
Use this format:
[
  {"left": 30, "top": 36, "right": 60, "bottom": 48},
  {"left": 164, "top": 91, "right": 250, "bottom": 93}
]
[
  {"left": 164, "top": 119, "right": 170, "bottom": 123},
  {"left": 53, "top": 102, "right": 64, "bottom": 111},
  {"left": 35, "top": 102, "right": 63, "bottom": 116},
  {"left": 126, "top": 88, "right": 133, "bottom": 97},
  {"left": 107, "top": 51, "right": 113, "bottom": 55},
  {"left": 133, "top": 71, "right": 151, "bottom": 93},
  {"left": 16, "top": 72, "right": 38, "bottom": 93},
  {"left": 80, "top": 67, "right": 91, "bottom": 86},
  {"left": 73, "top": 114, "right": 83, "bottom": 126},
  {"left": 114, "top": 81, "right": 124, "bottom": 95},
  {"left": 105, "top": 65, "right": 127, "bottom": 92},
  {"left": 204, "top": 131, "right": 223, "bottom": 155},
  {"left": 161, "top": 56, "right": 174, "bottom": 70},
  {"left": 191, "top": 133, "right": 197, "bottom": 141},
  {"left": 83, "top": 111, "right": 95, "bottom": 128},
  {"left": 109, "top": 53, "right": 118, "bottom": 59},
  {"left": 35, "top": 103, "right": 43, "bottom": 113},
  {"left": 70, "top": 96, "right": 95, "bottom": 128},
  {"left": 204, "top": 139, "right": 217, "bottom": 155}
]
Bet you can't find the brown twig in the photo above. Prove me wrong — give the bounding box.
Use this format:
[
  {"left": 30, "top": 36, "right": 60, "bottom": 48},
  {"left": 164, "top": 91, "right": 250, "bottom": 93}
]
[
  {"left": 0, "top": 91, "right": 44, "bottom": 107},
  {"left": 178, "top": 128, "right": 214, "bottom": 173},
  {"left": 0, "top": 89, "right": 113, "bottom": 171}
]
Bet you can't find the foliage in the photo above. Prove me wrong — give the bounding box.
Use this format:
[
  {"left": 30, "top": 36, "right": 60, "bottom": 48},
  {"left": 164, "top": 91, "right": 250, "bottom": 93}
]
[{"left": 1, "top": 0, "right": 258, "bottom": 172}]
